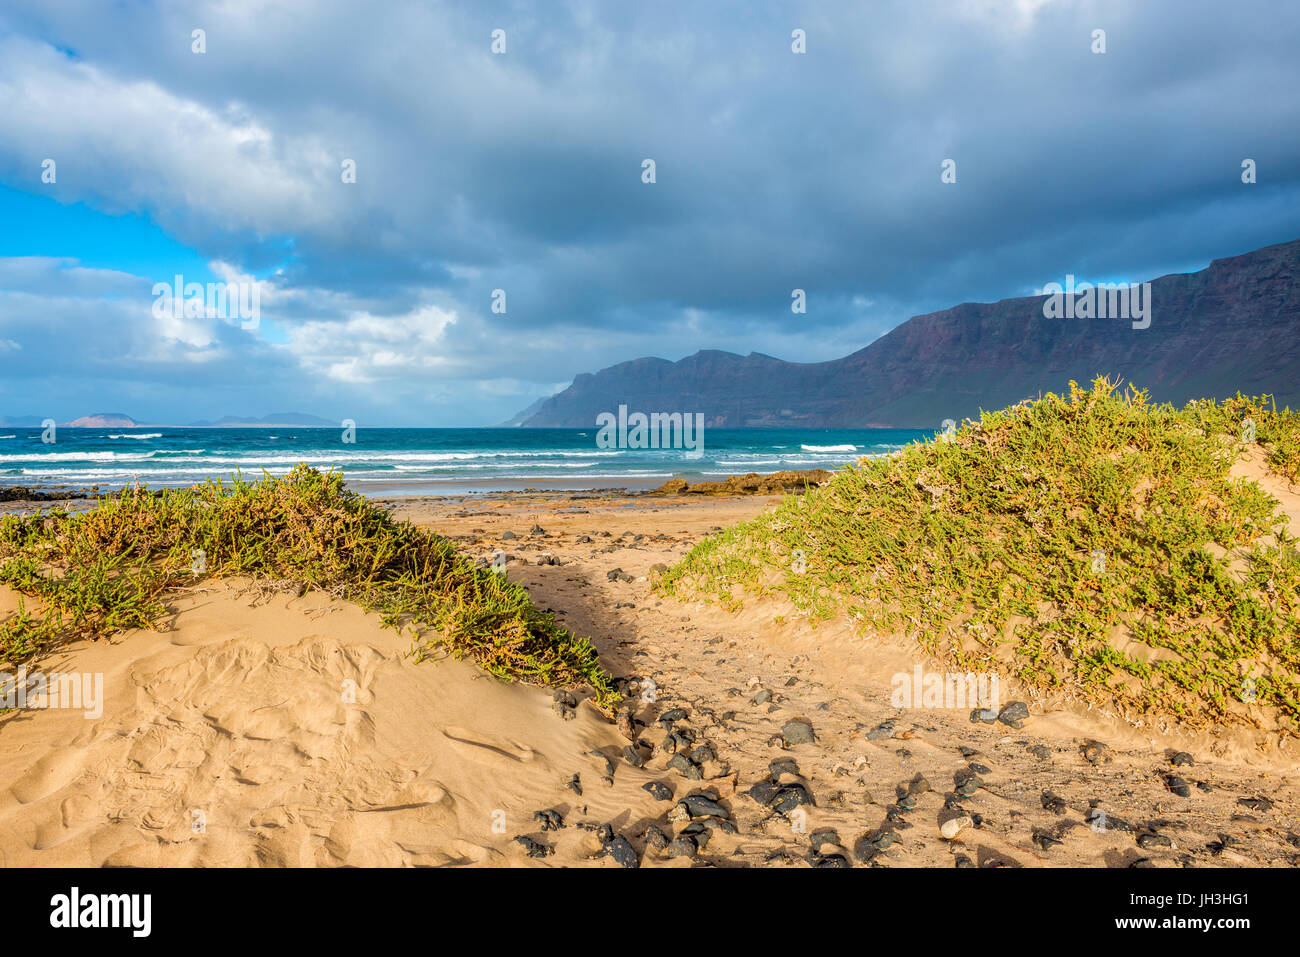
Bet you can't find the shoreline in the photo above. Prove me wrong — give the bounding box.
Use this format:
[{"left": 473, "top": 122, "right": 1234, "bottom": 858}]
[{"left": 0, "top": 467, "right": 833, "bottom": 514}]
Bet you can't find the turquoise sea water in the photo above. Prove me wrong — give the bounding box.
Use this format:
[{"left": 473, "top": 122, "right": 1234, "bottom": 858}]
[{"left": 0, "top": 426, "right": 933, "bottom": 496}]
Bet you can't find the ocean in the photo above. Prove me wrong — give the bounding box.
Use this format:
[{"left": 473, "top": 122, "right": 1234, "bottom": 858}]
[{"left": 0, "top": 426, "right": 932, "bottom": 497}]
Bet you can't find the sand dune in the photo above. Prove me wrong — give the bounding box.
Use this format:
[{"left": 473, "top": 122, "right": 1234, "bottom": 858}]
[{"left": 0, "top": 582, "right": 664, "bottom": 867}]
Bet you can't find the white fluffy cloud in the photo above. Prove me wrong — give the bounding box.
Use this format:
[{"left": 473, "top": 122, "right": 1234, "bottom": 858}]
[{"left": 0, "top": 0, "right": 1296, "bottom": 423}]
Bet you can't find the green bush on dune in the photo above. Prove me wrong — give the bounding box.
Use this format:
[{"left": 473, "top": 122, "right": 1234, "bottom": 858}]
[
  {"left": 0, "top": 465, "right": 617, "bottom": 710},
  {"left": 657, "top": 378, "right": 1300, "bottom": 734}
]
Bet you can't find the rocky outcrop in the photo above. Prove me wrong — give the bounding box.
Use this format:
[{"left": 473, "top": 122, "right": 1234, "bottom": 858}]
[{"left": 648, "top": 470, "right": 832, "bottom": 496}]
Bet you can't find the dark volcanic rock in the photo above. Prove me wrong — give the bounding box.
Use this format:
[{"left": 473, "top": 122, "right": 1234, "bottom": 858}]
[
  {"left": 1032, "top": 829, "right": 1064, "bottom": 851},
  {"left": 513, "top": 836, "right": 553, "bottom": 858},
  {"left": 953, "top": 770, "right": 983, "bottom": 798},
  {"left": 532, "top": 809, "right": 565, "bottom": 832},
  {"left": 781, "top": 717, "right": 816, "bottom": 746},
  {"left": 603, "top": 835, "right": 640, "bottom": 868},
  {"left": 1137, "top": 831, "right": 1174, "bottom": 849},
  {"left": 1082, "top": 741, "right": 1111, "bottom": 765},
  {"left": 642, "top": 781, "right": 673, "bottom": 801},
  {"left": 748, "top": 780, "right": 781, "bottom": 805},
  {"left": 666, "top": 753, "right": 701, "bottom": 778},
  {"left": 644, "top": 825, "right": 670, "bottom": 850},
  {"left": 853, "top": 828, "right": 901, "bottom": 862},
  {"left": 865, "top": 719, "right": 896, "bottom": 741},
  {"left": 769, "top": 758, "right": 800, "bottom": 779},
  {"left": 1040, "top": 790, "right": 1067, "bottom": 814},
  {"left": 769, "top": 783, "right": 815, "bottom": 814},
  {"left": 997, "top": 701, "right": 1030, "bottom": 729},
  {"left": 678, "top": 793, "right": 729, "bottom": 819},
  {"left": 809, "top": 828, "right": 841, "bottom": 854},
  {"left": 665, "top": 835, "right": 698, "bottom": 859}
]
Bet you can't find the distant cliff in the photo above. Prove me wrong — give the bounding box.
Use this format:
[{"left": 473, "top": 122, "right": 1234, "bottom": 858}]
[{"left": 514, "top": 238, "right": 1300, "bottom": 428}]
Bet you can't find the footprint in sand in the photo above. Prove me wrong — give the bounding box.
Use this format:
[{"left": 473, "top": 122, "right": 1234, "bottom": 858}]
[{"left": 9, "top": 752, "right": 83, "bottom": 805}]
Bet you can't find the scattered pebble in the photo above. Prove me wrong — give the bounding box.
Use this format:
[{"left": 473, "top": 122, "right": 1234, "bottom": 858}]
[
  {"left": 552, "top": 690, "right": 577, "bottom": 720},
  {"left": 658, "top": 707, "right": 689, "bottom": 726},
  {"left": 678, "top": 792, "right": 730, "bottom": 819},
  {"left": 781, "top": 717, "right": 816, "bottom": 747},
  {"left": 954, "top": 769, "right": 983, "bottom": 797},
  {"left": 1081, "top": 740, "right": 1111, "bottom": 765},
  {"left": 1032, "top": 828, "right": 1064, "bottom": 851},
  {"left": 998, "top": 701, "right": 1030, "bottom": 729},
  {"left": 1041, "top": 790, "right": 1067, "bottom": 814},
  {"left": 1137, "top": 831, "right": 1173, "bottom": 849},
  {"left": 642, "top": 780, "right": 673, "bottom": 801},
  {"left": 865, "top": 719, "right": 896, "bottom": 741},
  {"left": 940, "top": 815, "right": 973, "bottom": 840}
]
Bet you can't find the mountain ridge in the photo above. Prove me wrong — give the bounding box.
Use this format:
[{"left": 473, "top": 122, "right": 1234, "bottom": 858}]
[{"left": 514, "top": 238, "right": 1300, "bottom": 429}]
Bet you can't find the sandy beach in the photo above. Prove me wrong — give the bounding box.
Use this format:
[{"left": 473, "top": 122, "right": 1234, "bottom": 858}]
[{"left": 2, "top": 467, "right": 1297, "bottom": 868}]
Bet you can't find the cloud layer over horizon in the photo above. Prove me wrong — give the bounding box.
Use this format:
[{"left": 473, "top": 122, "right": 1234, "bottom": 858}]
[{"left": 1, "top": 0, "right": 1297, "bottom": 425}]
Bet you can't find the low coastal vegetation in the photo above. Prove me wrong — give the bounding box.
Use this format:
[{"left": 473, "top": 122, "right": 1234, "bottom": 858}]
[
  {"left": 0, "top": 465, "right": 617, "bottom": 708},
  {"left": 658, "top": 379, "right": 1300, "bottom": 735}
]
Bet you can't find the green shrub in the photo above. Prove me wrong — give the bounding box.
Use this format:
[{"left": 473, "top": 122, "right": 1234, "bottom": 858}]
[
  {"left": 0, "top": 465, "right": 616, "bottom": 709},
  {"left": 659, "top": 378, "right": 1300, "bottom": 733}
]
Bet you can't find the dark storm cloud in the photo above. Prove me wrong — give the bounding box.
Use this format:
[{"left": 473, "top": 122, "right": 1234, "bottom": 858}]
[{"left": 0, "top": 0, "right": 1297, "bottom": 423}]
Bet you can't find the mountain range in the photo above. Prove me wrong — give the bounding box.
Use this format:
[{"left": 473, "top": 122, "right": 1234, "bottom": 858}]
[{"left": 510, "top": 238, "right": 1300, "bottom": 429}]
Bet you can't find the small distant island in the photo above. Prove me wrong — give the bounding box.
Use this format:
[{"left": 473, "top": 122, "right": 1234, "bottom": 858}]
[{"left": 0, "top": 412, "right": 338, "bottom": 428}]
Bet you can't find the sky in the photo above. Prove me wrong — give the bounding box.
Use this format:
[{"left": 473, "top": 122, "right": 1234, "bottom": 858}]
[{"left": 0, "top": 0, "right": 1297, "bottom": 426}]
